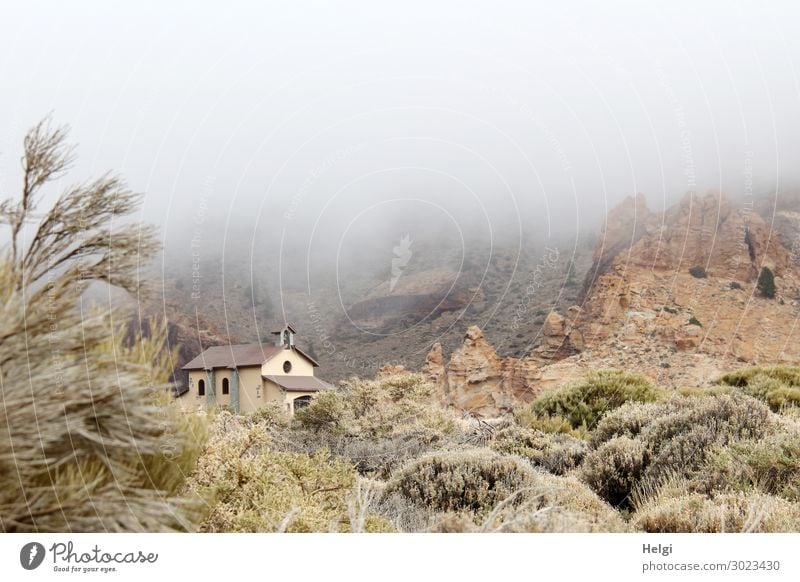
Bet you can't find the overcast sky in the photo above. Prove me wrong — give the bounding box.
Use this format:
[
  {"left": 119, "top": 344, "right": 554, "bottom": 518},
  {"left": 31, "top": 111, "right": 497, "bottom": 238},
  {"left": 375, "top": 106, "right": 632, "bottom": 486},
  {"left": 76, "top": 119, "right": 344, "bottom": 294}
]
[{"left": 1, "top": 0, "right": 799, "bottom": 258}]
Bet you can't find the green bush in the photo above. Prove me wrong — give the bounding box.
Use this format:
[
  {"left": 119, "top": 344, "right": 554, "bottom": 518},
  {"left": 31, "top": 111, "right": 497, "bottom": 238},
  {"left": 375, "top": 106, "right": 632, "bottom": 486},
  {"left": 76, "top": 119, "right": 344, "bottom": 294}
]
[
  {"left": 688, "top": 316, "right": 702, "bottom": 326},
  {"left": 490, "top": 426, "right": 587, "bottom": 475},
  {"left": 580, "top": 437, "right": 648, "bottom": 507},
  {"left": 718, "top": 366, "right": 800, "bottom": 411},
  {"left": 521, "top": 370, "right": 662, "bottom": 432},
  {"left": 757, "top": 266, "right": 776, "bottom": 298},
  {"left": 689, "top": 266, "right": 708, "bottom": 278},
  {"left": 383, "top": 449, "right": 537, "bottom": 515}
]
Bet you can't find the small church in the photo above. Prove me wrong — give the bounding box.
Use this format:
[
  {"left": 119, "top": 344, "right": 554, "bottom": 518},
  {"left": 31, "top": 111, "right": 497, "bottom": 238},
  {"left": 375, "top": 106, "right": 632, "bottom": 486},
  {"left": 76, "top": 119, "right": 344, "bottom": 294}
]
[{"left": 178, "top": 325, "right": 332, "bottom": 415}]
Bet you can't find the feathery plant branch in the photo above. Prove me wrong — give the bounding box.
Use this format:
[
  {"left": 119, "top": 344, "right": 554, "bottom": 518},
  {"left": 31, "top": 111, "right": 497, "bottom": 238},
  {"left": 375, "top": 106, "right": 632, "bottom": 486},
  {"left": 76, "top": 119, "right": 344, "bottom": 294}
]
[{"left": 0, "top": 117, "right": 206, "bottom": 532}]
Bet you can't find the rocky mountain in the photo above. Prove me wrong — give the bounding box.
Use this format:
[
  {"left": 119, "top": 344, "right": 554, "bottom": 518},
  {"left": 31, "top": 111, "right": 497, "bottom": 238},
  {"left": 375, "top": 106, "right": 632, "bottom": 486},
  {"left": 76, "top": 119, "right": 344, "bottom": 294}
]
[{"left": 418, "top": 189, "right": 800, "bottom": 416}]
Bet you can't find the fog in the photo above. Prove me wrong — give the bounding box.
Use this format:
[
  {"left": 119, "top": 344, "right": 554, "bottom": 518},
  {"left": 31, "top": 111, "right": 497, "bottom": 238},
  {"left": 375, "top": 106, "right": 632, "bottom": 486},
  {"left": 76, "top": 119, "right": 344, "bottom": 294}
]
[{"left": 2, "top": 1, "right": 800, "bottom": 280}]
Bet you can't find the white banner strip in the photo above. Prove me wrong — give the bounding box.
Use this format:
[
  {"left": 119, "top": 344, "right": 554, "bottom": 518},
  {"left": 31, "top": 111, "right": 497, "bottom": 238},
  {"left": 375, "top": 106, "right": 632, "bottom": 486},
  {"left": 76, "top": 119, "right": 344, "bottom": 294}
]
[{"left": 1, "top": 533, "right": 798, "bottom": 581}]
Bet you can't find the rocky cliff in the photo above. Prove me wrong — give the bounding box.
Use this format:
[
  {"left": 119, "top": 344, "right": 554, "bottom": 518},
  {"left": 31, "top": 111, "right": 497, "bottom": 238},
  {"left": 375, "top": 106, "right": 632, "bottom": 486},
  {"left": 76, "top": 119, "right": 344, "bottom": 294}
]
[
  {"left": 419, "top": 190, "right": 800, "bottom": 416},
  {"left": 578, "top": 190, "right": 800, "bottom": 361}
]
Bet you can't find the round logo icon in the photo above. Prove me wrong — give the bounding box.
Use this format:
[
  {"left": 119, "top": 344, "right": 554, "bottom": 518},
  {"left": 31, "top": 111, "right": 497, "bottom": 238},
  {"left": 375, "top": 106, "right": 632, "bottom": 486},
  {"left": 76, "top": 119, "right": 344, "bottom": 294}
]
[{"left": 20, "top": 542, "right": 46, "bottom": 570}]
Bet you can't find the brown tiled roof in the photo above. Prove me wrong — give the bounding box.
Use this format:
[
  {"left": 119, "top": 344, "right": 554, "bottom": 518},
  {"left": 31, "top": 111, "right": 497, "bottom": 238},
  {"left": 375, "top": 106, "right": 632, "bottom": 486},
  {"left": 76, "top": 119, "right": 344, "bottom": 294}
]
[
  {"left": 182, "top": 343, "right": 283, "bottom": 370},
  {"left": 262, "top": 375, "right": 334, "bottom": 392}
]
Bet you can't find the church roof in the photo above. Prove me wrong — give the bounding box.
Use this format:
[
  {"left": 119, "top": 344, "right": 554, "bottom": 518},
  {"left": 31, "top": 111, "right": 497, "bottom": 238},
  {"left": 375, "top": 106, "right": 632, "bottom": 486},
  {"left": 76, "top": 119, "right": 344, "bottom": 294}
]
[
  {"left": 262, "top": 375, "right": 334, "bottom": 392},
  {"left": 182, "top": 343, "right": 318, "bottom": 370}
]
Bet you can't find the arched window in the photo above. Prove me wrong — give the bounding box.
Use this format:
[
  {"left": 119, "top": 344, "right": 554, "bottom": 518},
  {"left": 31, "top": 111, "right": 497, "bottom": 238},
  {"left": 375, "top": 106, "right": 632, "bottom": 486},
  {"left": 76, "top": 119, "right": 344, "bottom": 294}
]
[
  {"left": 293, "top": 395, "right": 312, "bottom": 412},
  {"left": 283, "top": 360, "right": 292, "bottom": 373},
  {"left": 198, "top": 379, "right": 205, "bottom": 396},
  {"left": 222, "top": 378, "right": 229, "bottom": 395}
]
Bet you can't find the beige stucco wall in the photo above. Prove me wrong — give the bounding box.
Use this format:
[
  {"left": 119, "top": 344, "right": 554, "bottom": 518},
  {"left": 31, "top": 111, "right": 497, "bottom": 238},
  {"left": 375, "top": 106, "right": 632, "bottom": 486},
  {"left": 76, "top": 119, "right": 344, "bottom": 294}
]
[
  {"left": 237, "top": 365, "right": 264, "bottom": 414},
  {"left": 185, "top": 370, "right": 208, "bottom": 410},
  {"left": 262, "top": 380, "right": 318, "bottom": 415},
  {"left": 261, "top": 348, "right": 315, "bottom": 377},
  {"left": 286, "top": 390, "right": 318, "bottom": 415},
  {"left": 186, "top": 369, "right": 233, "bottom": 408}
]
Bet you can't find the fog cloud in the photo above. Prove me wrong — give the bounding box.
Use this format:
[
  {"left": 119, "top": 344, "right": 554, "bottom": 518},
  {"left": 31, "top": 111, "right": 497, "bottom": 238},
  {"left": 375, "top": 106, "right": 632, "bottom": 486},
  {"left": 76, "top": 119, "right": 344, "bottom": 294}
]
[{"left": 1, "top": 0, "right": 799, "bottom": 273}]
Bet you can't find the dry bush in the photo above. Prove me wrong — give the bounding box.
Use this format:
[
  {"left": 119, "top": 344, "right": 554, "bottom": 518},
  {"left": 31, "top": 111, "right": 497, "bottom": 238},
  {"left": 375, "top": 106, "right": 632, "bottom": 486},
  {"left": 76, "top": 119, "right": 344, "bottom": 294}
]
[
  {"left": 383, "top": 449, "right": 537, "bottom": 515},
  {"left": 186, "top": 412, "right": 391, "bottom": 532},
  {"left": 632, "top": 492, "right": 800, "bottom": 533},
  {"left": 295, "top": 373, "right": 456, "bottom": 438},
  {"left": 277, "top": 425, "right": 452, "bottom": 480},
  {"left": 490, "top": 426, "right": 587, "bottom": 475},
  {"left": 482, "top": 472, "right": 629, "bottom": 533},
  {"left": 289, "top": 373, "right": 461, "bottom": 478},
  {"left": 691, "top": 432, "right": 800, "bottom": 501},
  {"left": 426, "top": 471, "right": 628, "bottom": 533},
  {"left": 0, "top": 119, "right": 205, "bottom": 532},
  {"left": 245, "top": 401, "right": 291, "bottom": 429},
  {"left": 580, "top": 437, "right": 648, "bottom": 508},
  {"left": 580, "top": 393, "right": 775, "bottom": 512},
  {"left": 590, "top": 401, "right": 672, "bottom": 447},
  {"left": 641, "top": 393, "right": 772, "bottom": 482},
  {"left": 518, "top": 370, "right": 662, "bottom": 433}
]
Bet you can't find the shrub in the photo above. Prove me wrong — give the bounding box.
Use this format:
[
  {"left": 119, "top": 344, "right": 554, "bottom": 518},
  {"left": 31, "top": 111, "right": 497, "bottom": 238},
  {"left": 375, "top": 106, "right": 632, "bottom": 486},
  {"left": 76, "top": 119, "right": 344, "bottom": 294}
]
[
  {"left": 587, "top": 394, "right": 775, "bottom": 506},
  {"left": 580, "top": 437, "right": 648, "bottom": 508},
  {"left": 330, "top": 427, "right": 449, "bottom": 479},
  {"left": 641, "top": 393, "right": 772, "bottom": 481},
  {"left": 757, "top": 266, "right": 776, "bottom": 298},
  {"left": 490, "top": 426, "right": 587, "bottom": 475},
  {"left": 692, "top": 433, "right": 800, "bottom": 501},
  {"left": 0, "top": 119, "right": 205, "bottom": 533},
  {"left": 719, "top": 365, "right": 800, "bottom": 388},
  {"left": 590, "top": 401, "right": 668, "bottom": 446},
  {"left": 513, "top": 411, "right": 587, "bottom": 438},
  {"left": 522, "top": 370, "right": 662, "bottom": 432},
  {"left": 718, "top": 366, "right": 800, "bottom": 411},
  {"left": 688, "top": 316, "right": 702, "bottom": 326},
  {"left": 383, "top": 449, "right": 537, "bottom": 515},
  {"left": 689, "top": 266, "right": 708, "bottom": 278},
  {"left": 632, "top": 493, "right": 800, "bottom": 533},
  {"left": 187, "top": 414, "right": 391, "bottom": 532},
  {"left": 494, "top": 473, "right": 628, "bottom": 532},
  {"left": 294, "top": 390, "right": 346, "bottom": 433},
  {"left": 427, "top": 471, "right": 628, "bottom": 533},
  {"left": 729, "top": 281, "right": 743, "bottom": 290},
  {"left": 294, "top": 374, "right": 453, "bottom": 438},
  {"left": 246, "top": 401, "right": 290, "bottom": 428}
]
